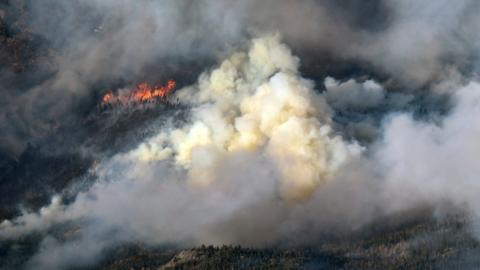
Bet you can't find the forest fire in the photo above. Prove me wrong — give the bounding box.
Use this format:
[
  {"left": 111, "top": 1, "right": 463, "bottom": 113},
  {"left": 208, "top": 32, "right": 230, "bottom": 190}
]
[
  {"left": 4, "top": 0, "right": 480, "bottom": 269},
  {"left": 101, "top": 79, "right": 176, "bottom": 106}
]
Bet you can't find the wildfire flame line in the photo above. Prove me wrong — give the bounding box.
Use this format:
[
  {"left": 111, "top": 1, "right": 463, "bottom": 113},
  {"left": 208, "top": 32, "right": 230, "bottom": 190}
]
[{"left": 101, "top": 80, "right": 176, "bottom": 106}]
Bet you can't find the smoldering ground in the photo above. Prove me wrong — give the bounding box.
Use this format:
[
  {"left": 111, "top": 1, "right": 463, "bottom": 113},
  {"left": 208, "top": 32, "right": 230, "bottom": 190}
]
[{"left": 2, "top": 1, "right": 480, "bottom": 269}]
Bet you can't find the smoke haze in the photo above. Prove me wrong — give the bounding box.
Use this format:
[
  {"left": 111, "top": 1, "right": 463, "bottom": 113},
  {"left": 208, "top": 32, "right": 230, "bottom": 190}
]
[{"left": 2, "top": 0, "right": 480, "bottom": 269}]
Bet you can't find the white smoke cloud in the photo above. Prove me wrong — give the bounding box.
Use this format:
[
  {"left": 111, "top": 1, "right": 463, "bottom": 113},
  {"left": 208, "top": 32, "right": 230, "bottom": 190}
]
[
  {"left": 3, "top": 31, "right": 479, "bottom": 247},
  {"left": 132, "top": 34, "right": 363, "bottom": 198},
  {"left": 0, "top": 36, "right": 366, "bottom": 269},
  {"left": 4, "top": 33, "right": 480, "bottom": 244},
  {"left": 377, "top": 81, "right": 480, "bottom": 218},
  {"left": 2, "top": 1, "right": 480, "bottom": 266}
]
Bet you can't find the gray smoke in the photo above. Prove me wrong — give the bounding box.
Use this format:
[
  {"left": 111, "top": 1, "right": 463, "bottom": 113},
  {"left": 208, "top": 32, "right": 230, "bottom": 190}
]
[
  {"left": 2, "top": 0, "right": 479, "bottom": 155},
  {"left": 2, "top": 1, "right": 480, "bottom": 269}
]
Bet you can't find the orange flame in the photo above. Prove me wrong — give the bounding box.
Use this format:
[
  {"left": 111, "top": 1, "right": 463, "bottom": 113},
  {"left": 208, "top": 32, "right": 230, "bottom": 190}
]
[
  {"left": 101, "top": 80, "right": 176, "bottom": 106},
  {"left": 102, "top": 90, "right": 113, "bottom": 104}
]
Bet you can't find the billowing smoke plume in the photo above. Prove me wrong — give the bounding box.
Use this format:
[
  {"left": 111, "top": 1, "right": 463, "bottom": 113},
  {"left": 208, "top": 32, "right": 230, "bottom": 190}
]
[
  {"left": 3, "top": 32, "right": 480, "bottom": 269},
  {"left": 0, "top": 34, "right": 362, "bottom": 244},
  {"left": 2, "top": 1, "right": 480, "bottom": 269},
  {"left": 130, "top": 34, "right": 363, "bottom": 199}
]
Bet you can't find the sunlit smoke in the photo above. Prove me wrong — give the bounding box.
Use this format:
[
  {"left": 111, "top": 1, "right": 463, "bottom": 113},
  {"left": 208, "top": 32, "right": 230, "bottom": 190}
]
[{"left": 2, "top": 1, "right": 480, "bottom": 269}]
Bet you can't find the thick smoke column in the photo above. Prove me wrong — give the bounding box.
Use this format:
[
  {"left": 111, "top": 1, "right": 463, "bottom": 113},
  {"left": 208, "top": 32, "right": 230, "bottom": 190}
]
[
  {"left": 2, "top": 1, "right": 480, "bottom": 269},
  {"left": 132, "top": 34, "right": 362, "bottom": 199}
]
